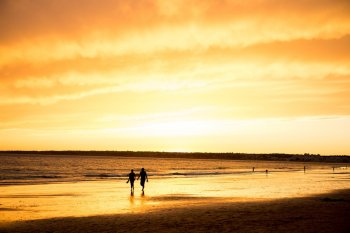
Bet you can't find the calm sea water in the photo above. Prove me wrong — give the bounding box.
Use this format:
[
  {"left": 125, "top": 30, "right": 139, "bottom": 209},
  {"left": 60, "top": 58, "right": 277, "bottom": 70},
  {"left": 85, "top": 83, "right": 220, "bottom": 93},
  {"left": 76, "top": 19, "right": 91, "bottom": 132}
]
[
  {"left": 1, "top": 154, "right": 349, "bottom": 222},
  {"left": 0, "top": 154, "right": 345, "bottom": 185}
]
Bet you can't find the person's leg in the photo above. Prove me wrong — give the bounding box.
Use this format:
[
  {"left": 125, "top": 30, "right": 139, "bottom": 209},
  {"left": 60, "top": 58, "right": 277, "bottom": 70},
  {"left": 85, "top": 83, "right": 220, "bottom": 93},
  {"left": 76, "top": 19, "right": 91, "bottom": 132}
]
[
  {"left": 131, "top": 181, "right": 134, "bottom": 192},
  {"left": 141, "top": 180, "right": 145, "bottom": 191}
]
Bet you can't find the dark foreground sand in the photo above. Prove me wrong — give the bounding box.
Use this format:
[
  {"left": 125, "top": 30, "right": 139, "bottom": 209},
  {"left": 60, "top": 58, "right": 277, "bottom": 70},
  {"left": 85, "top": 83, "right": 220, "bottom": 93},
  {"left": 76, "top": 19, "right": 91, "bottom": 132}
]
[{"left": 1, "top": 189, "right": 349, "bottom": 233}]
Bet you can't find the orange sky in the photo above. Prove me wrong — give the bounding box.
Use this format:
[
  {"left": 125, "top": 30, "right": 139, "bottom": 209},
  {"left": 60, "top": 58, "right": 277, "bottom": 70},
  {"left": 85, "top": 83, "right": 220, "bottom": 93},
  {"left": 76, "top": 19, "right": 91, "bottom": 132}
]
[{"left": 1, "top": 0, "right": 350, "bottom": 154}]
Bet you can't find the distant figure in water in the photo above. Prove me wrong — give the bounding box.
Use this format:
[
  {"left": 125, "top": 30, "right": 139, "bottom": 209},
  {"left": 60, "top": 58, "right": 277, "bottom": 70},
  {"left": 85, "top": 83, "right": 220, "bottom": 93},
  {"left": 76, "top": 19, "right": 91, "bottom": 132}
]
[
  {"left": 126, "top": 169, "right": 136, "bottom": 193},
  {"left": 137, "top": 168, "right": 148, "bottom": 192}
]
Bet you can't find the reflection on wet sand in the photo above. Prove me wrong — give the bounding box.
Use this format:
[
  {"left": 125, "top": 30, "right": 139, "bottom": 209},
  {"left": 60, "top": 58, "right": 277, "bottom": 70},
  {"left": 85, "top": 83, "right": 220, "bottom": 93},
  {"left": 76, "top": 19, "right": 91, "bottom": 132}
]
[
  {"left": 129, "top": 192, "right": 134, "bottom": 206},
  {"left": 2, "top": 189, "right": 350, "bottom": 233},
  {"left": 0, "top": 168, "right": 349, "bottom": 223}
]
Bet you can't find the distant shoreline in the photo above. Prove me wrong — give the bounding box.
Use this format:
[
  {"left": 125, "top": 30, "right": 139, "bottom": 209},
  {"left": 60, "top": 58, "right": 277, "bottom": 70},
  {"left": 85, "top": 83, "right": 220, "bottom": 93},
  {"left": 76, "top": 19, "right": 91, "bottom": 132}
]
[{"left": 1, "top": 150, "right": 349, "bottom": 163}]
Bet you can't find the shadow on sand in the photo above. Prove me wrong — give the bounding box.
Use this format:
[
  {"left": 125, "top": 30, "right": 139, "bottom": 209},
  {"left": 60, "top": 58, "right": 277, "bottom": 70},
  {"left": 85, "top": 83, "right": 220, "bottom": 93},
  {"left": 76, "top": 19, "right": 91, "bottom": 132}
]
[{"left": 1, "top": 189, "right": 350, "bottom": 233}]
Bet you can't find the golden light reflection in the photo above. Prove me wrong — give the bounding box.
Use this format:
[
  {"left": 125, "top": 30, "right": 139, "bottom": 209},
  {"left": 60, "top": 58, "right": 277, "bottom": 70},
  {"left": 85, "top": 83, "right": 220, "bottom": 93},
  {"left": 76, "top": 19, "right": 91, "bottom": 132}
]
[{"left": 1, "top": 167, "right": 350, "bottom": 222}]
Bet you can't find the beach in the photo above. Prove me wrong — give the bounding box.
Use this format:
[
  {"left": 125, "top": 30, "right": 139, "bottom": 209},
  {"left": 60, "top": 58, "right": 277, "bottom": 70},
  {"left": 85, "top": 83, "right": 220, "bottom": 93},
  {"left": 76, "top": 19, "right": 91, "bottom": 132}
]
[
  {"left": 1, "top": 189, "right": 349, "bottom": 233},
  {"left": 0, "top": 155, "right": 349, "bottom": 232},
  {"left": 2, "top": 0, "right": 350, "bottom": 231}
]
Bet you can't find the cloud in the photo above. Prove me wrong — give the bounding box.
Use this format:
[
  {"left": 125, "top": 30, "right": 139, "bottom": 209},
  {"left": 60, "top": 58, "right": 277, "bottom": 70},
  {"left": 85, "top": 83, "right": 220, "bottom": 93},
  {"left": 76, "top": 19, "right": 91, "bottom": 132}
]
[
  {"left": 1, "top": 0, "right": 350, "bottom": 152},
  {"left": 1, "top": 0, "right": 350, "bottom": 66},
  {"left": 1, "top": 0, "right": 350, "bottom": 43},
  {"left": 1, "top": 44, "right": 350, "bottom": 110},
  {"left": 2, "top": 35, "right": 350, "bottom": 83}
]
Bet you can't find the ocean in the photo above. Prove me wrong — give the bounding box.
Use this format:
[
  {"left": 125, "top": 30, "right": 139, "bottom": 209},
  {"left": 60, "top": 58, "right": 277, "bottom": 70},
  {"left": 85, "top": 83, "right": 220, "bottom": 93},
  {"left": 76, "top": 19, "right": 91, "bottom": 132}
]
[{"left": 0, "top": 154, "right": 343, "bottom": 186}]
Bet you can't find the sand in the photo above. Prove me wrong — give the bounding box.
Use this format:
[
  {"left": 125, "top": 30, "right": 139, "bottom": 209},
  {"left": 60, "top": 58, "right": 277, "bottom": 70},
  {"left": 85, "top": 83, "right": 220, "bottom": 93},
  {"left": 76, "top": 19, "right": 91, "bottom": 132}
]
[
  {"left": 1, "top": 189, "right": 349, "bottom": 233},
  {"left": 1, "top": 168, "right": 350, "bottom": 233}
]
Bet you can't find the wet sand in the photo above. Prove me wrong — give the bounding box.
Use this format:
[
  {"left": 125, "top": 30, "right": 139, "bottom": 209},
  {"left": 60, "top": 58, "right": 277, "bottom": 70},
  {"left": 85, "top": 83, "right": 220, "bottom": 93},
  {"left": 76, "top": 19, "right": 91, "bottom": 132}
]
[
  {"left": 1, "top": 189, "right": 349, "bottom": 233},
  {"left": 1, "top": 168, "right": 349, "bottom": 232}
]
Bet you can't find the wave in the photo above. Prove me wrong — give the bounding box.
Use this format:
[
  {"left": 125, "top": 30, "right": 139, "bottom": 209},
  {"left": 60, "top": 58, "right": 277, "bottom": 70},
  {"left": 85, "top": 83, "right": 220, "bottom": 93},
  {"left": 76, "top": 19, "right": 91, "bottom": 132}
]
[
  {"left": 0, "top": 169, "right": 314, "bottom": 185},
  {"left": 4, "top": 171, "right": 252, "bottom": 180},
  {"left": 169, "top": 172, "right": 225, "bottom": 176},
  {"left": 169, "top": 167, "right": 230, "bottom": 171},
  {"left": 0, "top": 175, "right": 66, "bottom": 180},
  {"left": 148, "top": 170, "right": 252, "bottom": 177},
  {"left": 84, "top": 173, "right": 124, "bottom": 178},
  {"left": 34, "top": 175, "right": 65, "bottom": 179}
]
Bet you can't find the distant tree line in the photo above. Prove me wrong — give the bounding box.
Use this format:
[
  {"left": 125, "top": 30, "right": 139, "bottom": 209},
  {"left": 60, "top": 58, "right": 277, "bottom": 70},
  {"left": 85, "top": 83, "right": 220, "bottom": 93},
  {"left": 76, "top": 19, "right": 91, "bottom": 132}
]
[{"left": 0, "top": 150, "right": 349, "bottom": 163}]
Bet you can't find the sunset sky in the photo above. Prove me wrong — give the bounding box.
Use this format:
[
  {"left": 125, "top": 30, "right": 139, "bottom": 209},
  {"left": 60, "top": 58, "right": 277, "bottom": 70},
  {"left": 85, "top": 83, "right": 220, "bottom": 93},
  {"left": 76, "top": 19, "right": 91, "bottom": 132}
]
[{"left": 1, "top": 0, "right": 350, "bottom": 154}]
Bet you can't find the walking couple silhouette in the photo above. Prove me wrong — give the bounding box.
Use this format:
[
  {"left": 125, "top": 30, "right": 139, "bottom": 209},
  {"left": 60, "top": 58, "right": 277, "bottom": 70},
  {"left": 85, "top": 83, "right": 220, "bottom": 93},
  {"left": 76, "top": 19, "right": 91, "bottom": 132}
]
[{"left": 126, "top": 168, "right": 148, "bottom": 194}]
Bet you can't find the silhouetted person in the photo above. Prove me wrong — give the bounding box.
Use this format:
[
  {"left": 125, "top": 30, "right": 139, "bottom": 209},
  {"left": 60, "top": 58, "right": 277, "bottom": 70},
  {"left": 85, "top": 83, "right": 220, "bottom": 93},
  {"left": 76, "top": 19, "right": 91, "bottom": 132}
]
[
  {"left": 126, "top": 169, "right": 136, "bottom": 193},
  {"left": 137, "top": 168, "right": 148, "bottom": 192}
]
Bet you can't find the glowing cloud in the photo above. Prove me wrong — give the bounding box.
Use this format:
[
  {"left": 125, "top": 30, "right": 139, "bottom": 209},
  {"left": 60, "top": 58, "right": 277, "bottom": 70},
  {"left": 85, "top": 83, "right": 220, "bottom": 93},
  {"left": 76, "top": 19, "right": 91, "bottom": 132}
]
[{"left": 0, "top": 0, "right": 349, "bottom": 154}]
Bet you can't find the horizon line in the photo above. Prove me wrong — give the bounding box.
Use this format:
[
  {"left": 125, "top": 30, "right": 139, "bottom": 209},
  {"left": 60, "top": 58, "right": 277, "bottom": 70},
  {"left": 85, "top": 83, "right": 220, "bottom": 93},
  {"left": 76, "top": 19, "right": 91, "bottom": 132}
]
[{"left": 0, "top": 150, "right": 349, "bottom": 157}]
